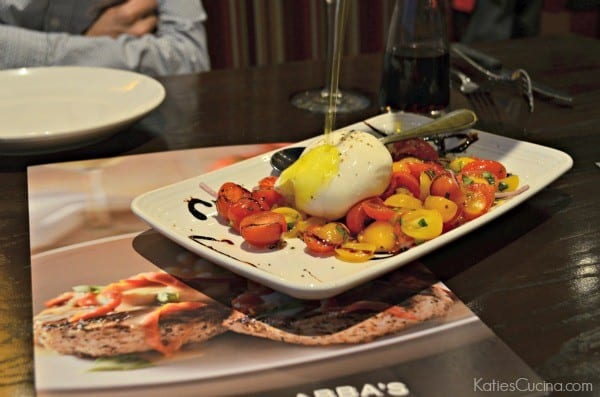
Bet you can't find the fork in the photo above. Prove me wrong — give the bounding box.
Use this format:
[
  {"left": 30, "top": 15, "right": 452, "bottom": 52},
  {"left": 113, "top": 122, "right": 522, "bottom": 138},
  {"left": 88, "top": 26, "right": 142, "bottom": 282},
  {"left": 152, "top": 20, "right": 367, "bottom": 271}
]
[
  {"left": 451, "top": 45, "right": 534, "bottom": 113},
  {"left": 451, "top": 68, "right": 503, "bottom": 124}
]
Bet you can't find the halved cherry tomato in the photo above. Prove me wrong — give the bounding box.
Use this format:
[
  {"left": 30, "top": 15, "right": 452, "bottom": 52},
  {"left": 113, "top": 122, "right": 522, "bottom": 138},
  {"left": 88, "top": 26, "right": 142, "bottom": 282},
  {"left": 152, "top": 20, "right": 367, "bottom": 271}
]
[
  {"left": 257, "top": 176, "right": 278, "bottom": 189},
  {"left": 346, "top": 199, "right": 371, "bottom": 235},
  {"left": 227, "top": 197, "right": 269, "bottom": 231},
  {"left": 498, "top": 174, "right": 520, "bottom": 192},
  {"left": 239, "top": 211, "right": 287, "bottom": 247},
  {"left": 216, "top": 182, "right": 251, "bottom": 220},
  {"left": 461, "top": 159, "right": 507, "bottom": 181},
  {"left": 335, "top": 242, "right": 377, "bottom": 263},
  {"left": 424, "top": 195, "right": 458, "bottom": 223},
  {"left": 357, "top": 221, "right": 398, "bottom": 253},
  {"left": 295, "top": 216, "right": 327, "bottom": 235},
  {"left": 419, "top": 171, "right": 432, "bottom": 202},
  {"left": 362, "top": 197, "right": 395, "bottom": 221},
  {"left": 392, "top": 161, "right": 411, "bottom": 175},
  {"left": 381, "top": 171, "right": 420, "bottom": 199},
  {"left": 272, "top": 206, "right": 303, "bottom": 235},
  {"left": 430, "top": 173, "right": 465, "bottom": 205},
  {"left": 383, "top": 193, "right": 422, "bottom": 211},
  {"left": 252, "top": 187, "right": 283, "bottom": 208},
  {"left": 303, "top": 223, "right": 350, "bottom": 254},
  {"left": 459, "top": 172, "right": 495, "bottom": 189},
  {"left": 448, "top": 156, "right": 476, "bottom": 173},
  {"left": 405, "top": 161, "right": 445, "bottom": 181},
  {"left": 461, "top": 183, "right": 495, "bottom": 220},
  {"left": 401, "top": 209, "right": 443, "bottom": 240},
  {"left": 358, "top": 220, "right": 414, "bottom": 253}
]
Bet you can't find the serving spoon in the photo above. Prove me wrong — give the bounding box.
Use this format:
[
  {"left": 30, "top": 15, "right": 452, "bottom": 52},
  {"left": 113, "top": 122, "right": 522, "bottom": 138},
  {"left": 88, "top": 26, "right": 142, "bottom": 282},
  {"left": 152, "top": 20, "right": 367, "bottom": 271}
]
[{"left": 270, "top": 108, "right": 478, "bottom": 172}]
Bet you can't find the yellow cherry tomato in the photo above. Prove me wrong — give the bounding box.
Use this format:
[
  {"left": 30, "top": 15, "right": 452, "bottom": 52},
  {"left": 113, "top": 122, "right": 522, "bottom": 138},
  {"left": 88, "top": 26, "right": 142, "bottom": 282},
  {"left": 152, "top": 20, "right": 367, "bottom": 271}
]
[
  {"left": 384, "top": 193, "right": 423, "bottom": 211},
  {"left": 401, "top": 209, "right": 443, "bottom": 240},
  {"left": 449, "top": 156, "right": 475, "bottom": 173},
  {"left": 419, "top": 171, "right": 432, "bottom": 202},
  {"left": 358, "top": 221, "right": 397, "bottom": 252},
  {"left": 392, "top": 161, "right": 411, "bottom": 174},
  {"left": 313, "top": 222, "right": 350, "bottom": 245},
  {"left": 424, "top": 196, "right": 458, "bottom": 223},
  {"left": 295, "top": 216, "right": 327, "bottom": 235},
  {"left": 272, "top": 207, "right": 303, "bottom": 236},
  {"left": 498, "top": 174, "right": 520, "bottom": 192},
  {"left": 335, "top": 242, "right": 377, "bottom": 263}
]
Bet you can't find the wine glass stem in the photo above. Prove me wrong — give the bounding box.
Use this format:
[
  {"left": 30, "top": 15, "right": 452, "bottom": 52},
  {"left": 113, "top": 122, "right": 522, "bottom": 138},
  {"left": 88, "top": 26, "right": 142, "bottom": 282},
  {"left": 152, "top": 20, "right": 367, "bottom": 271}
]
[
  {"left": 324, "top": 0, "right": 348, "bottom": 135},
  {"left": 323, "top": 0, "right": 335, "bottom": 96}
]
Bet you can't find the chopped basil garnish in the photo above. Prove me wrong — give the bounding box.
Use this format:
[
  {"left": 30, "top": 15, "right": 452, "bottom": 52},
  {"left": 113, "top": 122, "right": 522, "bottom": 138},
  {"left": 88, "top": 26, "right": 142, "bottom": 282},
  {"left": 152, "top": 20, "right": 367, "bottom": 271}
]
[
  {"left": 425, "top": 169, "right": 437, "bottom": 180},
  {"left": 482, "top": 171, "right": 496, "bottom": 185},
  {"left": 335, "top": 224, "right": 349, "bottom": 238},
  {"left": 498, "top": 181, "right": 509, "bottom": 192},
  {"left": 418, "top": 218, "right": 428, "bottom": 227},
  {"left": 461, "top": 175, "right": 473, "bottom": 185}
]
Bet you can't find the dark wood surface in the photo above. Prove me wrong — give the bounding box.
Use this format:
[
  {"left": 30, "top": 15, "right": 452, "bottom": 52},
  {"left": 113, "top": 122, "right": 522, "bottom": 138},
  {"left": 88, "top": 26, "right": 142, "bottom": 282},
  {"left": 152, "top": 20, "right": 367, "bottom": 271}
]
[{"left": 1, "top": 34, "right": 599, "bottom": 396}]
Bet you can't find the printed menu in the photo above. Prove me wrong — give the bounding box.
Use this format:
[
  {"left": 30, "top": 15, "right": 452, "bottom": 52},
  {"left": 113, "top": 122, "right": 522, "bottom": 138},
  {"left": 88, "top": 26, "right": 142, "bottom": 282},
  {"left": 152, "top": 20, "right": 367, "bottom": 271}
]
[{"left": 28, "top": 145, "right": 547, "bottom": 397}]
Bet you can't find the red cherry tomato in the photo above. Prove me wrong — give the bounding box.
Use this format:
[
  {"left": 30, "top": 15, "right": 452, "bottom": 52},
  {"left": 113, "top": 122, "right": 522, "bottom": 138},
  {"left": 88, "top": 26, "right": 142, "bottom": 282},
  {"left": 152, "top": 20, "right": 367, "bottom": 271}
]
[
  {"left": 461, "top": 159, "right": 507, "bottom": 181},
  {"left": 216, "top": 182, "right": 251, "bottom": 221},
  {"left": 239, "top": 211, "right": 287, "bottom": 247},
  {"left": 251, "top": 188, "right": 283, "bottom": 208},
  {"left": 430, "top": 173, "right": 466, "bottom": 205},
  {"left": 381, "top": 171, "right": 421, "bottom": 199},
  {"left": 345, "top": 199, "right": 371, "bottom": 235},
  {"left": 302, "top": 223, "right": 350, "bottom": 254},
  {"left": 257, "top": 176, "right": 278, "bottom": 189},
  {"left": 461, "top": 183, "right": 496, "bottom": 220},
  {"left": 362, "top": 197, "right": 396, "bottom": 221},
  {"left": 227, "top": 197, "right": 269, "bottom": 231},
  {"left": 405, "top": 160, "right": 445, "bottom": 181}
]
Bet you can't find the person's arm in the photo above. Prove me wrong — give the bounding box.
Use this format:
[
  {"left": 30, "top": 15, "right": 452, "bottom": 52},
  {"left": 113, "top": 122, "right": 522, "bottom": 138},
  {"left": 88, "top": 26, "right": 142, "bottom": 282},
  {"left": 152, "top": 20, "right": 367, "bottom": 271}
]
[{"left": 0, "top": 0, "right": 210, "bottom": 75}]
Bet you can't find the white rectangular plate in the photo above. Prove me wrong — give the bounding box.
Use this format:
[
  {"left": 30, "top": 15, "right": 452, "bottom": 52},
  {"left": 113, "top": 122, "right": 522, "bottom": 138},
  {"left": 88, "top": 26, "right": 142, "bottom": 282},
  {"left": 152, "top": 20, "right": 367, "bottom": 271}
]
[{"left": 131, "top": 113, "right": 573, "bottom": 299}]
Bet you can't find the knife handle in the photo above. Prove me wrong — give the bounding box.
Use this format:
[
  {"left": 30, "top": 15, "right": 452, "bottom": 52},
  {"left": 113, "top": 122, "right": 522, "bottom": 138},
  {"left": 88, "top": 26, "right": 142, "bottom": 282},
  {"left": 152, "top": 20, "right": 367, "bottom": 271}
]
[
  {"left": 532, "top": 82, "right": 575, "bottom": 107},
  {"left": 451, "top": 43, "right": 502, "bottom": 71}
]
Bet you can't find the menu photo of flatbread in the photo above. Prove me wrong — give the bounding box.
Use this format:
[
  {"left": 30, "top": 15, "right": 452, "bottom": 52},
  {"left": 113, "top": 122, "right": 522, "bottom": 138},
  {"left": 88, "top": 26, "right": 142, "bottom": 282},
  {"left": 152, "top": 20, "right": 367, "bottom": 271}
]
[{"left": 34, "top": 247, "right": 460, "bottom": 360}]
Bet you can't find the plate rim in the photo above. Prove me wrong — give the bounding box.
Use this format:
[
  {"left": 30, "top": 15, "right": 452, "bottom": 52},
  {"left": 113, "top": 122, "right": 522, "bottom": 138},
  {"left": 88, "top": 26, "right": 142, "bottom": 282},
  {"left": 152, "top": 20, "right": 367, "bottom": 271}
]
[{"left": 0, "top": 66, "right": 165, "bottom": 150}]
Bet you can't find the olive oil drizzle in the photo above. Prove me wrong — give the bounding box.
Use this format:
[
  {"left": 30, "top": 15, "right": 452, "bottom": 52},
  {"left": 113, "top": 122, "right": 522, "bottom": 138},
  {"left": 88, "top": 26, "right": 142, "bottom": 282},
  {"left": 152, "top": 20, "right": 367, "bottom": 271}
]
[{"left": 323, "top": 0, "right": 349, "bottom": 140}]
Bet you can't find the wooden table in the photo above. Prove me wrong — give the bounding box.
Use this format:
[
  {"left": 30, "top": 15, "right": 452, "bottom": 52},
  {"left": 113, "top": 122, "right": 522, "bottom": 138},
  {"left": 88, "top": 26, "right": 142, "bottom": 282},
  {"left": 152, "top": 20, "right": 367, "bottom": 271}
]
[{"left": 1, "top": 34, "right": 599, "bottom": 396}]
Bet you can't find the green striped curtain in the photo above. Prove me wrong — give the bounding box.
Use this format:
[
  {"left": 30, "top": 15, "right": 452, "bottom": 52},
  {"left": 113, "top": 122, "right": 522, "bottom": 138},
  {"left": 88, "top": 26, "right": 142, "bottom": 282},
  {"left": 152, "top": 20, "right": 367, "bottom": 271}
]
[{"left": 203, "top": 0, "right": 396, "bottom": 69}]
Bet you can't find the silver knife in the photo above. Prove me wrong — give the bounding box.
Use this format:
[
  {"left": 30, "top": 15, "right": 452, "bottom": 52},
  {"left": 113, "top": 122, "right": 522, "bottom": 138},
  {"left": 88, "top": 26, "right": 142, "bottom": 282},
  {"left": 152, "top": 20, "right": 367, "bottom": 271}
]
[{"left": 451, "top": 44, "right": 574, "bottom": 107}]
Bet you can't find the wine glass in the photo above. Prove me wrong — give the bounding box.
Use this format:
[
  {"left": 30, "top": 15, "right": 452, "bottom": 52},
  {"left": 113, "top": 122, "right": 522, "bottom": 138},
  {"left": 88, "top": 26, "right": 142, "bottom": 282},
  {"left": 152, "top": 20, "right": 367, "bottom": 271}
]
[
  {"left": 290, "top": 0, "right": 370, "bottom": 114},
  {"left": 46, "top": 158, "right": 123, "bottom": 228}
]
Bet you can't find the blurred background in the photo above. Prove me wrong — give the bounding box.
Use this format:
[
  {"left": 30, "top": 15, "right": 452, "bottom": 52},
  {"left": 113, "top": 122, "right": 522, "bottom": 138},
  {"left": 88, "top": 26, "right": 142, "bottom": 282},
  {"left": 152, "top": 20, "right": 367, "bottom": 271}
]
[{"left": 202, "top": 0, "right": 598, "bottom": 70}]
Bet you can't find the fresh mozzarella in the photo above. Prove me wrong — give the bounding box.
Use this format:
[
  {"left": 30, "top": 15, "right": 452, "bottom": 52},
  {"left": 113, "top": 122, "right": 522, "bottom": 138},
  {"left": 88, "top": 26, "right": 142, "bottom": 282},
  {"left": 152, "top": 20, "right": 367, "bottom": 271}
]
[{"left": 275, "top": 130, "right": 392, "bottom": 220}]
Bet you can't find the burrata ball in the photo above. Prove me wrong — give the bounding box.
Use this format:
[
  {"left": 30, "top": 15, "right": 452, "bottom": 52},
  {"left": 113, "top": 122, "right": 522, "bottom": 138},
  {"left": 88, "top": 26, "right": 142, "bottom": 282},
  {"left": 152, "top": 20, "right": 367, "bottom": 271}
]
[{"left": 274, "top": 130, "right": 393, "bottom": 220}]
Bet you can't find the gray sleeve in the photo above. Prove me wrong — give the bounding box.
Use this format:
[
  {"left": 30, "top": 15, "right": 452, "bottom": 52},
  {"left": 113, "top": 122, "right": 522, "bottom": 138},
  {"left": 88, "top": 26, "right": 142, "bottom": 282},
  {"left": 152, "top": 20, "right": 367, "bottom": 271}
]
[{"left": 0, "top": 0, "right": 210, "bottom": 75}]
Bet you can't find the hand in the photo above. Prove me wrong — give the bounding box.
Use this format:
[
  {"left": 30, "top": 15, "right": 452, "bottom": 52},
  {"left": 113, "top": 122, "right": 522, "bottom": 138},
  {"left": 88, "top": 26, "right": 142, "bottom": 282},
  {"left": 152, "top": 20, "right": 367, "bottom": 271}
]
[{"left": 86, "top": 0, "right": 158, "bottom": 38}]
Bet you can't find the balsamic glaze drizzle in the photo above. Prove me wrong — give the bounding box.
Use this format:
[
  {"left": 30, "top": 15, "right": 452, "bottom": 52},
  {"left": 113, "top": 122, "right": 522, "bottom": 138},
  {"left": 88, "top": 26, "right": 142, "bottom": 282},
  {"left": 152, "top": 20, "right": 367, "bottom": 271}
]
[
  {"left": 189, "top": 235, "right": 234, "bottom": 245},
  {"left": 186, "top": 197, "right": 212, "bottom": 220}
]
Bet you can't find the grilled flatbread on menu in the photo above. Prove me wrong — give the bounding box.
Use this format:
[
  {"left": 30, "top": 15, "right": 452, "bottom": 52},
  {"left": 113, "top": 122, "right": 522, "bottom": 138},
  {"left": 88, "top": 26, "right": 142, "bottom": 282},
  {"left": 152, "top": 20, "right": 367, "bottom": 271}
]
[
  {"left": 34, "top": 262, "right": 455, "bottom": 358},
  {"left": 34, "top": 272, "right": 231, "bottom": 357},
  {"left": 219, "top": 263, "right": 454, "bottom": 345}
]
